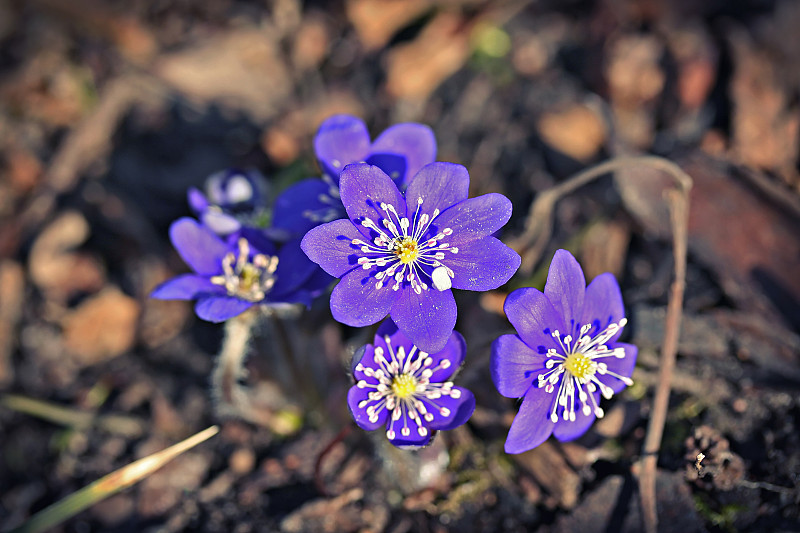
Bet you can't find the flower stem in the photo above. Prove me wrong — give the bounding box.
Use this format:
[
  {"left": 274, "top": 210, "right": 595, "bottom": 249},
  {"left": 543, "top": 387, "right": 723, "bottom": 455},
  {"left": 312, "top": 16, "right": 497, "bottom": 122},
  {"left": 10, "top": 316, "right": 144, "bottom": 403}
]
[{"left": 211, "top": 309, "right": 257, "bottom": 416}]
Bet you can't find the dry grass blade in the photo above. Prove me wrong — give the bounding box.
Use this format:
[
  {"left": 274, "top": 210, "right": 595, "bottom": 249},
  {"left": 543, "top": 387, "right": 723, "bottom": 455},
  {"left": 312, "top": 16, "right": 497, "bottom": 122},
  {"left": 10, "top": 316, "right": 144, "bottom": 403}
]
[
  {"left": 5, "top": 426, "right": 219, "bottom": 533},
  {"left": 1, "top": 394, "right": 145, "bottom": 438}
]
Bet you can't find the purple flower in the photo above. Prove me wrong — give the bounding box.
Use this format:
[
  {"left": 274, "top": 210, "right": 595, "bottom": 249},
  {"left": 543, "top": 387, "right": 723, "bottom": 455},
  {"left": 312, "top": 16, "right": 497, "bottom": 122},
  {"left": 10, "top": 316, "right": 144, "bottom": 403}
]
[
  {"left": 188, "top": 168, "right": 276, "bottom": 237},
  {"left": 490, "top": 250, "right": 637, "bottom": 454},
  {"left": 151, "top": 218, "right": 331, "bottom": 321},
  {"left": 347, "top": 319, "right": 475, "bottom": 448},
  {"left": 273, "top": 115, "right": 436, "bottom": 237},
  {"left": 301, "top": 161, "right": 520, "bottom": 353}
]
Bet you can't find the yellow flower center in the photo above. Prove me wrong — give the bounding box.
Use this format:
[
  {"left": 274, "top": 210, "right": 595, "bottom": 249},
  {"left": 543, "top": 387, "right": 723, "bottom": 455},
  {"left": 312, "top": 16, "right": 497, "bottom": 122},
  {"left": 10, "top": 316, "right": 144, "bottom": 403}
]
[
  {"left": 563, "top": 352, "right": 595, "bottom": 381},
  {"left": 391, "top": 373, "right": 417, "bottom": 399},
  {"left": 393, "top": 237, "right": 419, "bottom": 264},
  {"left": 239, "top": 263, "right": 261, "bottom": 290}
]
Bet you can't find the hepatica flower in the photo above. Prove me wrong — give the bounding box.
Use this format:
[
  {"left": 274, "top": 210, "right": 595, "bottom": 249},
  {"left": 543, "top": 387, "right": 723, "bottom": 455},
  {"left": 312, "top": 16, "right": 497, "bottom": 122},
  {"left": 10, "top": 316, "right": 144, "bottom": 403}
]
[
  {"left": 188, "top": 168, "right": 273, "bottom": 237},
  {"left": 348, "top": 319, "right": 475, "bottom": 448},
  {"left": 491, "top": 250, "right": 637, "bottom": 454},
  {"left": 273, "top": 114, "right": 436, "bottom": 236},
  {"left": 301, "top": 161, "right": 520, "bottom": 353},
  {"left": 151, "top": 218, "right": 330, "bottom": 321}
]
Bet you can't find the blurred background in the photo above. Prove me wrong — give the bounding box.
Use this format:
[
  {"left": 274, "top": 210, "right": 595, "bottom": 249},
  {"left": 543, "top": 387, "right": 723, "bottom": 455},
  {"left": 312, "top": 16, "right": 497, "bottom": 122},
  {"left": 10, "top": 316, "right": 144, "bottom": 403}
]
[{"left": 0, "top": 0, "right": 798, "bottom": 531}]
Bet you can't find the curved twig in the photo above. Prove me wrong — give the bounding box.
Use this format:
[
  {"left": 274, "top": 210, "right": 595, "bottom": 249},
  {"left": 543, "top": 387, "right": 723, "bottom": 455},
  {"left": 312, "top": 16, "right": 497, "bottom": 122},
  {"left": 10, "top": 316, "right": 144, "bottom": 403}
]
[{"left": 512, "top": 155, "right": 692, "bottom": 533}]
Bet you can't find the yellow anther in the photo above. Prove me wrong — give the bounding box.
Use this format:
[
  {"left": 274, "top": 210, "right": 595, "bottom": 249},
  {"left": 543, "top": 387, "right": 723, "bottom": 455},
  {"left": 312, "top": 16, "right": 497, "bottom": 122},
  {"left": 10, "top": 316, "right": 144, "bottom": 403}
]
[
  {"left": 563, "top": 352, "right": 595, "bottom": 381},
  {"left": 391, "top": 374, "right": 417, "bottom": 398},
  {"left": 392, "top": 237, "right": 419, "bottom": 265}
]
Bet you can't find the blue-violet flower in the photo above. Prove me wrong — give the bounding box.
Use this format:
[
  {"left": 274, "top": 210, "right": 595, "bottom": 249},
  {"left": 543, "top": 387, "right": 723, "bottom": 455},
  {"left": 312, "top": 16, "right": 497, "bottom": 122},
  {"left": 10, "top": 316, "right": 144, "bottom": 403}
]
[
  {"left": 301, "top": 161, "right": 520, "bottom": 353},
  {"left": 490, "top": 249, "right": 637, "bottom": 454},
  {"left": 273, "top": 114, "right": 436, "bottom": 236},
  {"left": 347, "top": 318, "right": 475, "bottom": 448},
  {"left": 151, "top": 217, "right": 330, "bottom": 321},
  {"left": 188, "top": 168, "right": 274, "bottom": 237}
]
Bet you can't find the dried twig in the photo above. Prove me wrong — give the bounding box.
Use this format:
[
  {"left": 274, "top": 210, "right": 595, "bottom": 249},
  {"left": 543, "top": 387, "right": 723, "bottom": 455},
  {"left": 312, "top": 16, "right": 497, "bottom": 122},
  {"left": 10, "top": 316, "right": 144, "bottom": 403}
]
[{"left": 512, "top": 156, "right": 692, "bottom": 532}]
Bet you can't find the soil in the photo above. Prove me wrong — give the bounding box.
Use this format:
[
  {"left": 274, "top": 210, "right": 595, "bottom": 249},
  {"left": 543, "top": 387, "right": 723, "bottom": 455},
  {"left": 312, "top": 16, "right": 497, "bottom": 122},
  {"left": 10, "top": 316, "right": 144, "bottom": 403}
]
[{"left": 0, "top": 1, "right": 798, "bottom": 532}]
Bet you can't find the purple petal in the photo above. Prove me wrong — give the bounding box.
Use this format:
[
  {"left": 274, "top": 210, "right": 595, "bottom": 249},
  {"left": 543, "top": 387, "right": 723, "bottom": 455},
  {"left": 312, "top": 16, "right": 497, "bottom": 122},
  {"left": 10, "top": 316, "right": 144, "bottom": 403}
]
[
  {"left": 503, "top": 287, "right": 566, "bottom": 351},
  {"left": 151, "top": 274, "right": 220, "bottom": 300},
  {"left": 364, "top": 153, "right": 407, "bottom": 186},
  {"left": 601, "top": 342, "right": 637, "bottom": 394},
  {"left": 580, "top": 272, "right": 625, "bottom": 341},
  {"left": 424, "top": 388, "right": 475, "bottom": 431},
  {"left": 187, "top": 188, "right": 208, "bottom": 215},
  {"left": 426, "top": 330, "right": 466, "bottom": 383},
  {"left": 339, "top": 163, "right": 407, "bottom": 240},
  {"left": 314, "top": 115, "right": 370, "bottom": 181},
  {"left": 504, "top": 385, "right": 557, "bottom": 454},
  {"left": 544, "top": 250, "right": 585, "bottom": 336},
  {"left": 273, "top": 178, "right": 344, "bottom": 236},
  {"left": 427, "top": 193, "right": 512, "bottom": 246},
  {"left": 490, "top": 334, "right": 541, "bottom": 398},
  {"left": 301, "top": 219, "right": 365, "bottom": 278},
  {"left": 405, "top": 162, "right": 470, "bottom": 220},
  {"left": 552, "top": 389, "right": 600, "bottom": 441},
  {"left": 269, "top": 239, "right": 317, "bottom": 298},
  {"left": 370, "top": 123, "right": 436, "bottom": 186},
  {"left": 169, "top": 218, "right": 229, "bottom": 276},
  {"left": 330, "top": 268, "right": 399, "bottom": 327},
  {"left": 347, "top": 383, "right": 388, "bottom": 431},
  {"left": 195, "top": 296, "right": 254, "bottom": 322},
  {"left": 390, "top": 287, "right": 456, "bottom": 354},
  {"left": 386, "top": 408, "right": 432, "bottom": 448},
  {"left": 447, "top": 236, "right": 520, "bottom": 291}
]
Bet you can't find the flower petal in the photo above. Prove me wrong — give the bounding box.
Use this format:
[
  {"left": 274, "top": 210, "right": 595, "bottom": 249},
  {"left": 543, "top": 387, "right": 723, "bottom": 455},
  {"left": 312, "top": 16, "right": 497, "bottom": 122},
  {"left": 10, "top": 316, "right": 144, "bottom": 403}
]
[
  {"left": 270, "top": 238, "right": 318, "bottom": 298},
  {"left": 314, "top": 115, "right": 370, "bottom": 181},
  {"left": 504, "top": 385, "right": 557, "bottom": 454},
  {"left": 447, "top": 236, "right": 520, "bottom": 291},
  {"left": 544, "top": 249, "right": 585, "bottom": 336},
  {"left": 347, "top": 382, "right": 388, "bottom": 431},
  {"left": 490, "top": 334, "right": 542, "bottom": 398},
  {"left": 370, "top": 123, "right": 436, "bottom": 186},
  {"left": 427, "top": 193, "right": 512, "bottom": 246},
  {"left": 426, "top": 330, "right": 466, "bottom": 383},
  {"left": 601, "top": 342, "right": 637, "bottom": 394},
  {"left": 552, "top": 389, "right": 600, "bottom": 441},
  {"left": 503, "top": 287, "right": 566, "bottom": 351},
  {"left": 390, "top": 287, "right": 456, "bottom": 354},
  {"left": 194, "top": 296, "right": 254, "bottom": 322},
  {"left": 405, "top": 162, "right": 469, "bottom": 222},
  {"left": 386, "top": 408, "right": 432, "bottom": 448},
  {"left": 187, "top": 188, "right": 208, "bottom": 215},
  {"left": 330, "top": 268, "right": 399, "bottom": 327},
  {"left": 580, "top": 272, "right": 625, "bottom": 341},
  {"left": 301, "top": 219, "right": 365, "bottom": 278},
  {"left": 364, "top": 153, "right": 406, "bottom": 186},
  {"left": 339, "top": 163, "right": 407, "bottom": 240},
  {"left": 424, "top": 388, "right": 475, "bottom": 431},
  {"left": 169, "top": 218, "right": 229, "bottom": 275},
  {"left": 150, "top": 274, "right": 219, "bottom": 300},
  {"left": 273, "top": 178, "right": 345, "bottom": 236}
]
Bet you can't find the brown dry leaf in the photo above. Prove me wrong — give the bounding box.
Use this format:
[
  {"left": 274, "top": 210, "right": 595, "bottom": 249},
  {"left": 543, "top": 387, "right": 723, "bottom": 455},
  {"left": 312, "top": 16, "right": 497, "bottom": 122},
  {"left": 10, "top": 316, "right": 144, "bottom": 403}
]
[
  {"left": 513, "top": 441, "right": 581, "bottom": 509},
  {"left": 62, "top": 286, "right": 140, "bottom": 366},
  {"left": 537, "top": 104, "right": 607, "bottom": 162},
  {"left": 346, "top": 0, "right": 430, "bottom": 51},
  {"left": 580, "top": 217, "right": 631, "bottom": 280},
  {"left": 292, "top": 15, "right": 331, "bottom": 71},
  {"left": 0, "top": 261, "right": 24, "bottom": 385},
  {"left": 729, "top": 28, "right": 800, "bottom": 186},
  {"left": 28, "top": 211, "right": 105, "bottom": 301},
  {"left": 386, "top": 12, "right": 471, "bottom": 101},
  {"left": 155, "top": 28, "right": 291, "bottom": 122}
]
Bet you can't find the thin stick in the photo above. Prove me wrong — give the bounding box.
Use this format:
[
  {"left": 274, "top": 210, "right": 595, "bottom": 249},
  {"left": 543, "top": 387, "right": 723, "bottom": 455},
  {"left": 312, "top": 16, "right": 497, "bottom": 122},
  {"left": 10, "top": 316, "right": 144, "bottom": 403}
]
[
  {"left": 512, "top": 156, "right": 692, "bottom": 533},
  {"left": 313, "top": 423, "right": 355, "bottom": 497}
]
